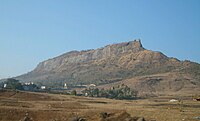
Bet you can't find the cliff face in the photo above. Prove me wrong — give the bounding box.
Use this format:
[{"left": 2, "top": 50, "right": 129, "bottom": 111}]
[
  {"left": 16, "top": 39, "right": 200, "bottom": 96},
  {"left": 34, "top": 40, "right": 144, "bottom": 72}
]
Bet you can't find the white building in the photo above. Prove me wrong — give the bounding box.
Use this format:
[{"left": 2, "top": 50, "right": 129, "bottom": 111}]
[
  {"left": 3, "top": 84, "right": 7, "bottom": 88},
  {"left": 88, "top": 84, "right": 96, "bottom": 87},
  {"left": 64, "top": 83, "right": 68, "bottom": 89},
  {"left": 24, "top": 82, "right": 34, "bottom": 85},
  {"left": 41, "top": 86, "right": 46, "bottom": 90}
]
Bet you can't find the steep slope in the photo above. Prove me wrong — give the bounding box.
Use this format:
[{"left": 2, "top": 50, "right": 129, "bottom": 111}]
[{"left": 15, "top": 40, "right": 200, "bottom": 95}]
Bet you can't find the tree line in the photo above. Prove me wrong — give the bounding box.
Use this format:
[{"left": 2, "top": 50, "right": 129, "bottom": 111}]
[{"left": 81, "top": 84, "right": 138, "bottom": 100}]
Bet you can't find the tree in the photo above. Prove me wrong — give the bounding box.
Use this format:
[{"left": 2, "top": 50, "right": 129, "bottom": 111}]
[
  {"left": 82, "top": 85, "right": 138, "bottom": 100},
  {"left": 4, "top": 78, "right": 24, "bottom": 90},
  {"left": 0, "top": 82, "right": 3, "bottom": 88},
  {"left": 71, "top": 90, "right": 77, "bottom": 95}
]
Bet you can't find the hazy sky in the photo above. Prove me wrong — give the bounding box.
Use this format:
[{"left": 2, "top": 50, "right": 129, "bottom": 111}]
[{"left": 0, "top": 0, "right": 200, "bottom": 79}]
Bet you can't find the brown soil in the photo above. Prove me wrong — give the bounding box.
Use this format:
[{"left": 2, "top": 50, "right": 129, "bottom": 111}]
[{"left": 0, "top": 90, "right": 200, "bottom": 121}]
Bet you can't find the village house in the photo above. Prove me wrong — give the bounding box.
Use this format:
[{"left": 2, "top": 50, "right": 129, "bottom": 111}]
[
  {"left": 64, "top": 83, "right": 68, "bottom": 89},
  {"left": 41, "top": 86, "right": 46, "bottom": 90}
]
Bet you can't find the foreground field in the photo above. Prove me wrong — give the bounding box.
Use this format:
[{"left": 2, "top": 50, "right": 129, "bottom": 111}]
[{"left": 0, "top": 90, "right": 199, "bottom": 121}]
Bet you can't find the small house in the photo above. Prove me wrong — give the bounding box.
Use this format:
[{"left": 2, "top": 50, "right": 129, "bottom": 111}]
[
  {"left": 64, "top": 83, "right": 68, "bottom": 89},
  {"left": 41, "top": 86, "right": 46, "bottom": 90},
  {"left": 88, "top": 84, "right": 96, "bottom": 87},
  {"left": 3, "top": 84, "right": 7, "bottom": 88}
]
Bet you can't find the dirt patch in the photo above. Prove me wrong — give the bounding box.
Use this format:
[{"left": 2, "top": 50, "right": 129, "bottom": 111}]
[
  {"left": 79, "top": 100, "right": 108, "bottom": 104},
  {"left": 0, "top": 100, "right": 33, "bottom": 108},
  {"left": 0, "top": 90, "right": 61, "bottom": 101},
  {"left": 49, "top": 101, "right": 87, "bottom": 109},
  {"left": 0, "top": 90, "right": 199, "bottom": 121}
]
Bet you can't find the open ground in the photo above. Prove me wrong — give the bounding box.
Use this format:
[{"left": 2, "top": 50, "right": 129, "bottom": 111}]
[{"left": 0, "top": 90, "right": 199, "bottom": 121}]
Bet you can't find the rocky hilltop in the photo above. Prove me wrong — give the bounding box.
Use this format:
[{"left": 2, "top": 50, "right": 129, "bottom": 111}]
[{"left": 15, "top": 40, "right": 200, "bottom": 96}]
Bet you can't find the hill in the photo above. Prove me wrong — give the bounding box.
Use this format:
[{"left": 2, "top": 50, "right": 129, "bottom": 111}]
[{"left": 15, "top": 39, "right": 200, "bottom": 96}]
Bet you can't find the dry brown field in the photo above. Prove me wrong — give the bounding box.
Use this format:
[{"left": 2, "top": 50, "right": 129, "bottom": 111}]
[{"left": 0, "top": 90, "right": 199, "bottom": 121}]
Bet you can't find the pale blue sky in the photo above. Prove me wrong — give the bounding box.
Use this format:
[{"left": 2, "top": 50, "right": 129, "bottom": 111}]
[{"left": 0, "top": 0, "right": 200, "bottom": 79}]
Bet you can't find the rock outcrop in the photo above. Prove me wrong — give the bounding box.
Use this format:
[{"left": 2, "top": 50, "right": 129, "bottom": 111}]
[{"left": 15, "top": 39, "right": 200, "bottom": 96}]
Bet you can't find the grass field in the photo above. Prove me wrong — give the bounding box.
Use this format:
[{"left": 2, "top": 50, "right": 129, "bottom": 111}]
[{"left": 0, "top": 90, "right": 199, "bottom": 121}]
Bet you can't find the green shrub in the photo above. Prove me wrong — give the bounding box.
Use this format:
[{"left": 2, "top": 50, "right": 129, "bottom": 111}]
[{"left": 4, "top": 78, "right": 24, "bottom": 90}]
